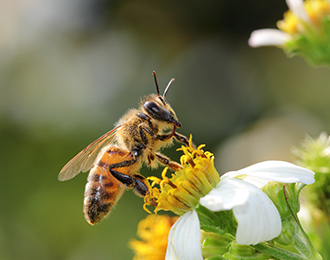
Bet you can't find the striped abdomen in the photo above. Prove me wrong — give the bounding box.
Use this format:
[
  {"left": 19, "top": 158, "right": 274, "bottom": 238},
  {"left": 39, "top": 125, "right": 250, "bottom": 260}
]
[{"left": 84, "top": 146, "right": 132, "bottom": 225}]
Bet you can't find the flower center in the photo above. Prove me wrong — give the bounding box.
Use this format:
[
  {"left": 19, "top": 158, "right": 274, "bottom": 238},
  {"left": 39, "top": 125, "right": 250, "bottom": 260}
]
[{"left": 144, "top": 139, "right": 220, "bottom": 215}]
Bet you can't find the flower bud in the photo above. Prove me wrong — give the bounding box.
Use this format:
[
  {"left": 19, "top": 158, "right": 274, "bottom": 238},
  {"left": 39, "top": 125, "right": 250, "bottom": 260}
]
[
  {"left": 201, "top": 231, "right": 233, "bottom": 258},
  {"left": 224, "top": 242, "right": 271, "bottom": 260},
  {"left": 262, "top": 182, "right": 301, "bottom": 219},
  {"left": 274, "top": 220, "right": 297, "bottom": 246}
]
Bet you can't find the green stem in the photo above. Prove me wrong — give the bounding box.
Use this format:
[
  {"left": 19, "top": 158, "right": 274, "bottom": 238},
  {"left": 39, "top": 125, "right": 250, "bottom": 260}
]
[
  {"left": 283, "top": 185, "right": 321, "bottom": 260},
  {"left": 292, "top": 222, "right": 322, "bottom": 259}
]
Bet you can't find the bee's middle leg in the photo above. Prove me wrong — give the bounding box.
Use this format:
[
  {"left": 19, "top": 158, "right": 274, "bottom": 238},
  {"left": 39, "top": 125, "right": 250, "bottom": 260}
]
[
  {"left": 174, "top": 132, "right": 191, "bottom": 147},
  {"left": 154, "top": 152, "right": 183, "bottom": 171}
]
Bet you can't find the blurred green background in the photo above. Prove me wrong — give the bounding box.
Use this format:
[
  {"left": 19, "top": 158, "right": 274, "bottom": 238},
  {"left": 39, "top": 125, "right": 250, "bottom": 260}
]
[{"left": 1, "top": 0, "right": 330, "bottom": 259}]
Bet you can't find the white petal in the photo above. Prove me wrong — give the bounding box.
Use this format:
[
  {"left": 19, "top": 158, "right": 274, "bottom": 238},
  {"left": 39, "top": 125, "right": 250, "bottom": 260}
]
[
  {"left": 248, "top": 29, "right": 292, "bottom": 47},
  {"left": 166, "top": 219, "right": 181, "bottom": 260},
  {"left": 236, "top": 175, "right": 270, "bottom": 189},
  {"left": 200, "top": 179, "right": 250, "bottom": 211},
  {"left": 286, "top": 0, "right": 310, "bottom": 22},
  {"left": 201, "top": 179, "right": 282, "bottom": 245},
  {"left": 166, "top": 210, "right": 203, "bottom": 260},
  {"left": 221, "top": 160, "right": 315, "bottom": 186},
  {"left": 233, "top": 180, "right": 282, "bottom": 245},
  {"left": 165, "top": 241, "right": 178, "bottom": 260}
]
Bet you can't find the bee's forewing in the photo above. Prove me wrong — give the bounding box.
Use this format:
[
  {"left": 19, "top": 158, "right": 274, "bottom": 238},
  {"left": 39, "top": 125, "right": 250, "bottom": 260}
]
[{"left": 58, "top": 125, "right": 121, "bottom": 181}]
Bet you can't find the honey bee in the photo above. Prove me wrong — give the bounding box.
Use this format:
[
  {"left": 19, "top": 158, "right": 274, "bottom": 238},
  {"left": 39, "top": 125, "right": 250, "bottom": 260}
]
[{"left": 58, "top": 72, "right": 190, "bottom": 225}]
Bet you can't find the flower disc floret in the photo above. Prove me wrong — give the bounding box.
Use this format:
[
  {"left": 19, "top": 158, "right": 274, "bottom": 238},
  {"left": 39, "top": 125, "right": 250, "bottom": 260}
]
[
  {"left": 129, "top": 214, "right": 178, "bottom": 260},
  {"left": 146, "top": 142, "right": 220, "bottom": 215}
]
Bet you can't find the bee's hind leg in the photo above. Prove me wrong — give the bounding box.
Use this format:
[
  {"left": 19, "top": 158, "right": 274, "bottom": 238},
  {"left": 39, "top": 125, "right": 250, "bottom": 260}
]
[
  {"left": 131, "top": 174, "right": 150, "bottom": 197},
  {"left": 108, "top": 155, "right": 137, "bottom": 185},
  {"left": 108, "top": 155, "right": 149, "bottom": 197},
  {"left": 109, "top": 167, "right": 149, "bottom": 197},
  {"left": 109, "top": 167, "right": 134, "bottom": 186}
]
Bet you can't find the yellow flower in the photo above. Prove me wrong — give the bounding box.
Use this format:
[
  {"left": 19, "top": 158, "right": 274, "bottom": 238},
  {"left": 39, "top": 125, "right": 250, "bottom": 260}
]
[
  {"left": 129, "top": 214, "right": 178, "bottom": 260},
  {"left": 144, "top": 138, "right": 220, "bottom": 215}
]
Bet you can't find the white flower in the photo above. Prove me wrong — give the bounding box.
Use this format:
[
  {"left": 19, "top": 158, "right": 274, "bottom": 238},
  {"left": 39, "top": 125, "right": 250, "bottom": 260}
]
[
  {"left": 165, "top": 160, "right": 315, "bottom": 259},
  {"left": 248, "top": 0, "right": 310, "bottom": 47}
]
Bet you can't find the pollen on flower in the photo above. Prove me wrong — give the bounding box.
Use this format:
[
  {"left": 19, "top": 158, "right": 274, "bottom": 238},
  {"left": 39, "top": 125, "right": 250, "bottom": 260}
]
[
  {"left": 129, "top": 214, "right": 178, "bottom": 260},
  {"left": 277, "top": 0, "right": 330, "bottom": 35},
  {"left": 305, "top": 0, "right": 330, "bottom": 24},
  {"left": 277, "top": 11, "right": 300, "bottom": 35},
  {"left": 144, "top": 138, "right": 220, "bottom": 215}
]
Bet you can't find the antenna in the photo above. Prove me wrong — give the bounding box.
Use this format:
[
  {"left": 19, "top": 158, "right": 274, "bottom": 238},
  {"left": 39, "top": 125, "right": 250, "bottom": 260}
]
[
  {"left": 163, "top": 78, "right": 175, "bottom": 98},
  {"left": 152, "top": 71, "right": 175, "bottom": 98},
  {"left": 152, "top": 71, "right": 160, "bottom": 96}
]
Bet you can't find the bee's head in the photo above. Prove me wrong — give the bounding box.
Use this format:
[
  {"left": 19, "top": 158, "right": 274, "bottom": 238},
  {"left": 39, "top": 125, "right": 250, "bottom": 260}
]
[{"left": 142, "top": 72, "right": 181, "bottom": 127}]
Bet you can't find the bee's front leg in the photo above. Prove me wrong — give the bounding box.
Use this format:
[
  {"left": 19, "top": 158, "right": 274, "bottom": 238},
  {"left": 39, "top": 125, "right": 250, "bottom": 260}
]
[
  {"left": 154, "top": 124, "right": 191, "bottom": 147},
  {"left": 155, "top": 125, "right": 176, "bottom": 141},
  {"left": 156, "top": 131, "right": 192, "bottom": 148}
]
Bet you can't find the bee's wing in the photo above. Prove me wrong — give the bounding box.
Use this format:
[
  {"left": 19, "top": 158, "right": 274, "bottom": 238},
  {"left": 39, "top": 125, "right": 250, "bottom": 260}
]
[{"left": 58, "top": 125, "right": 121, "bottom": 181}]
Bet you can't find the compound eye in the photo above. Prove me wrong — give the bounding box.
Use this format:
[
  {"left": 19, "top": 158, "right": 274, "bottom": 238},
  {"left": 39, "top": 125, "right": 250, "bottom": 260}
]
[{"left": 144, "top": 101, "right": 162, "bottom": 115}]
